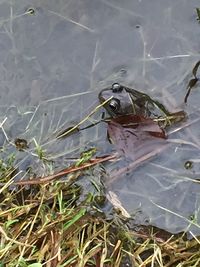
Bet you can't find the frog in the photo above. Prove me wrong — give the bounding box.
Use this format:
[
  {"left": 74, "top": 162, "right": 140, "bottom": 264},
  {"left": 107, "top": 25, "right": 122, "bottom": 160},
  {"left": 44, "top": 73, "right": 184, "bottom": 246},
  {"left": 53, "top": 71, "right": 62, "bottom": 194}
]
[{"left": 98, "top": 83, "right": 186, "bottom": 128}]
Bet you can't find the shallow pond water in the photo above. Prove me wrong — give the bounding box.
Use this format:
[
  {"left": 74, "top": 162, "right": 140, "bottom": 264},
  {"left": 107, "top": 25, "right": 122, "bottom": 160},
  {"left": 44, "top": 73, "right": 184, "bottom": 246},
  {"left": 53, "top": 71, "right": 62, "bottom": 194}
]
[{"left": 0, "top": 0, "right": 200, "bottom": 235}]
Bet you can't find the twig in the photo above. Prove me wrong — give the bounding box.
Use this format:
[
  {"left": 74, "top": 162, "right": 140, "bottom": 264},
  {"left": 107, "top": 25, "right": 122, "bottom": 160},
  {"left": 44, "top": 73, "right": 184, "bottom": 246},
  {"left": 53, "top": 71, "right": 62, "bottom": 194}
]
[
  {"left": 8, "top": 154, "right": 116, "bottom": 186},
  {"left": 57, "top": 96, "right": 113, "bottom": 138}
]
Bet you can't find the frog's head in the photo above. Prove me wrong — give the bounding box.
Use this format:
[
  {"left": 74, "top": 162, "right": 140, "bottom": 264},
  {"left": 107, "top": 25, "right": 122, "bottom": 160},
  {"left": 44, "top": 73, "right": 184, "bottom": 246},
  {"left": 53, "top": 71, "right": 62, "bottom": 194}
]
[
  {"left": 98, "top": 83, "right": 151, "bottom": 117},
  {"left": 99, "top": 83, "right": 186, "bottom": 128}
]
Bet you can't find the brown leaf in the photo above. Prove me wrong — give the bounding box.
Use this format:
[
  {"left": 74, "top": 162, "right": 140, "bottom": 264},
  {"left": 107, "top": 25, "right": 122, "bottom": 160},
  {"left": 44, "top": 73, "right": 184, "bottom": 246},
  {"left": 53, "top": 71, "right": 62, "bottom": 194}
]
[
  {"left": 109, "top": 114, "right": 166, "bottom": 138},
  {"left": 107, "top": 115, "right": 166, "bottom": 160}
]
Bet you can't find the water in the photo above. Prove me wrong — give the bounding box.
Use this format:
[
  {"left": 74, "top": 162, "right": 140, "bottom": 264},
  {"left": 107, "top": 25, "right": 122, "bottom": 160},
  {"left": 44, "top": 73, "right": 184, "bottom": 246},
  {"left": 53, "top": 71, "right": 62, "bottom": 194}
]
[{"left": 0, "top": 0, "right": 200, "bottom": 235}]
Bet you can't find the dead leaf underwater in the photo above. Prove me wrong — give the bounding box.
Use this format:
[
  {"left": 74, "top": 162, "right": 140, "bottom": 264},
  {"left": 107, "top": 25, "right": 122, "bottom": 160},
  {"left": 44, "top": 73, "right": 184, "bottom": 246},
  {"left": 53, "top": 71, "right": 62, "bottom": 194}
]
[{"left": 107, "top": 114, "right": 167, "bottom": 160}]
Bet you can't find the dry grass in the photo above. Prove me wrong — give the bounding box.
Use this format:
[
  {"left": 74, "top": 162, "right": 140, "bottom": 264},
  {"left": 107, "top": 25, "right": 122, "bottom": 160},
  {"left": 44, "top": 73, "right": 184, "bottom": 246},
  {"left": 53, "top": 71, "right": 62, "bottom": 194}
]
[
  {"left": 0, "top": 98, "right": 200, "bottom": 267},
  {"left": 0, "top": 162, "right": 200, "bottom": 267}
]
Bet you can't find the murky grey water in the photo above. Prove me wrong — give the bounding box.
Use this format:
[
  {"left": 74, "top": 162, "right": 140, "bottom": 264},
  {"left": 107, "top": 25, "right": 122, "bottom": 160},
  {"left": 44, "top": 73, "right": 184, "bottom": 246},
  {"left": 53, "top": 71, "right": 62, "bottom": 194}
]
[{"left": 0, "top": 0, "right": 200, "bottom": 235}]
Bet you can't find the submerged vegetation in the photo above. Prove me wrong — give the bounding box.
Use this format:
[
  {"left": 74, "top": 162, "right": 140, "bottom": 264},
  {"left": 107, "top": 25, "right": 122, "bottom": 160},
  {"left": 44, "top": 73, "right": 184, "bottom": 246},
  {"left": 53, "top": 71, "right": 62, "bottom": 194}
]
[
  {"left": 196, "top": 8, "right": 200, "bottom": 22},
  {"left": 1, "top": 163, "right": 200, "bottom": 267},
  {"left": 0, "top": 84, "right": 200, "bottom": 266},
  {"left": 1, "top": 166, "right": 200, "bottom": 266},
  {"left": 184, "top": 60, "right": 200, "bottom": 103}
]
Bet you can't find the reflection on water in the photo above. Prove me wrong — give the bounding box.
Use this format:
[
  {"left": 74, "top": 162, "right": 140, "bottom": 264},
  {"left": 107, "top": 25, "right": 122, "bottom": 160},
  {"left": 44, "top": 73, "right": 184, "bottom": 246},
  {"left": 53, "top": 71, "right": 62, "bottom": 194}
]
[{"left": 0, "top": 0, "right": 200, "bottom": 234}]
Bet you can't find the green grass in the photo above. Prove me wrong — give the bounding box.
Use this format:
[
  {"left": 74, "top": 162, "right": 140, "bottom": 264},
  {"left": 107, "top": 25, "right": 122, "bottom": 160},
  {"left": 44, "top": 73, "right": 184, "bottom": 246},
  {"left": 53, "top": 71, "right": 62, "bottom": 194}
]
[
  {"left": 0, "top": 98, "right": 200, "bottom": 266},
  {"left": 0, "top": 159, "right": 200, "bottom": 267}
]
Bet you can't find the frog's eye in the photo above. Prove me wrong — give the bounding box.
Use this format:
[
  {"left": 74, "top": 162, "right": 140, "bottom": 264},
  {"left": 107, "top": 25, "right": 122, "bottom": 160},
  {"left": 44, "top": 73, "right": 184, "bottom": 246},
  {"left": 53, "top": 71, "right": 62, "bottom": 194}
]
[
  {"left": 112, "top": 83, "right": 123, "bottom": 93},
  {"left": 109, "top": 98, "right": 121, "bottom": 112}
]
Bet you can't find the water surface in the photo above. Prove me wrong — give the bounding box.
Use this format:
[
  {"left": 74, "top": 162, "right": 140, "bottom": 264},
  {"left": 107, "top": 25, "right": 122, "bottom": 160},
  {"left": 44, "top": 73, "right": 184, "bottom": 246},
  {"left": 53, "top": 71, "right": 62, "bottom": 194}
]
[{"left": 0, "top": 0, "right": 200, "bottom": 234}]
